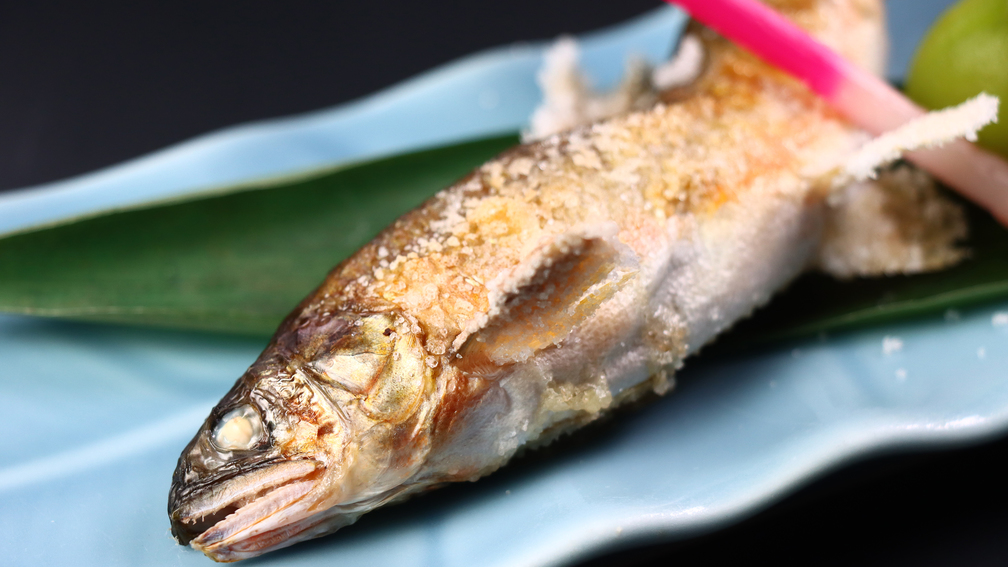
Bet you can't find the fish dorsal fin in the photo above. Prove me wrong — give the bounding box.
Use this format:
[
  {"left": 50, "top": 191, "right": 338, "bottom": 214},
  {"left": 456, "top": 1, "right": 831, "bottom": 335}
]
[{"left": 454, "top": 225, "right": 635, "bottom": 374}]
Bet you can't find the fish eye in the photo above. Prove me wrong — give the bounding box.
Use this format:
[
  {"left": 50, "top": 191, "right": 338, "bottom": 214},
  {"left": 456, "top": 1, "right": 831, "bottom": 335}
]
[{"left": 212, "top": 405, "right": 264, "bottom": 451}]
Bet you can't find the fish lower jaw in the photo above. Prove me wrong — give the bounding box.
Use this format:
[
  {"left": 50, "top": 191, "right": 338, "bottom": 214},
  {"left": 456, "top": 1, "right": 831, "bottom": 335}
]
[
  {"left": 195, "top": 509, "right": 362, "bottom": 563},
  {"left": 168, "top": 459, "right": 326, "bottom": 560},
  {"left": 189, "top": 477, "right": 326, "bottom": 562}
]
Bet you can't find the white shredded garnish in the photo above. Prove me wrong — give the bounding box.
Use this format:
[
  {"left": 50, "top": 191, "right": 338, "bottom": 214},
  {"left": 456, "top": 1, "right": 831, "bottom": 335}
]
[{"left": 844, "top": 93, "right": 1000, "bottom": 180}]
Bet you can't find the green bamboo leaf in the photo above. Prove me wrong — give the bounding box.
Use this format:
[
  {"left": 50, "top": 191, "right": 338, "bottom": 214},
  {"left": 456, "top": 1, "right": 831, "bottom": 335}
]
[
  {"left": 0, "top": 135, "right": 518, "bottom": 336},
  {"left": 0, "top": 133, "right": 1005, "bottom": 343}
]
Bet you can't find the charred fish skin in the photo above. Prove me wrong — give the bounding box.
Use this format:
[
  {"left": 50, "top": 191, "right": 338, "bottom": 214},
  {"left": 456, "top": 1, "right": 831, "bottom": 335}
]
[
  {"left": 168, "top": 309, "right": 439, "bottom": 552},
  {"left": 169, "top": 0, "right": 885, "bottom": 560}
]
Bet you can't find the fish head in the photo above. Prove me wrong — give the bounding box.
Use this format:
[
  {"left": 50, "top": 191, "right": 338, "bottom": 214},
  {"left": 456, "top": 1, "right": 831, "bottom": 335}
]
[{"left": 168, "top": 309, "right": 437, "bottom": 561}]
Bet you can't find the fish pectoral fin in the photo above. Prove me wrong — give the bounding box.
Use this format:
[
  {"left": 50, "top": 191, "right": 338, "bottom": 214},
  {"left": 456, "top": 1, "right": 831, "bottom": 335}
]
[{"left": 456, "top": 225, "right": 636, "bottom": 373}]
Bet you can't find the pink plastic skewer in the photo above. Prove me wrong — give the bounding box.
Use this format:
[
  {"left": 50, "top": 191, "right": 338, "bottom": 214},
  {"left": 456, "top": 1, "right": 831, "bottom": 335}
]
[{"left": 666, "top": 0, "right": 1008, "bottom": 226}]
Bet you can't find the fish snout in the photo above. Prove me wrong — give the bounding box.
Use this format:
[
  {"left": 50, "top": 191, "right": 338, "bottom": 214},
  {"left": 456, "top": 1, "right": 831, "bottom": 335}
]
[{"left": 168, "top": 459, "right": 321, "bottom": 547}]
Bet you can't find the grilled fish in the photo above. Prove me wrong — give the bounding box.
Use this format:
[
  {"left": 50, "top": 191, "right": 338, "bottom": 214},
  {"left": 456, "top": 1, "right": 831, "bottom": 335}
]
[{"left": 169, "top": 0, "right": 902, "bottom": 560}]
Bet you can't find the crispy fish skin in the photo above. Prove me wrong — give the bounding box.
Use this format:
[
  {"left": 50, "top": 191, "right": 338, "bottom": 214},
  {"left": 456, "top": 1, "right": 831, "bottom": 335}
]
[{"left": 169, "top": 0, "right": 884, "bottom": 560}]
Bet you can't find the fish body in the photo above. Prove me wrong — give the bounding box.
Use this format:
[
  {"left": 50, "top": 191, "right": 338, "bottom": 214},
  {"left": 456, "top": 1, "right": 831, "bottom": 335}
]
[{"left": 169, "top": 0, "right": 888, "bottom": 560}]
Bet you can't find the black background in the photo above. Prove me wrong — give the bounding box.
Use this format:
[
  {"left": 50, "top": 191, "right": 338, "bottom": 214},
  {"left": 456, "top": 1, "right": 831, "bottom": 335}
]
[
  {"left": 0, "top": 0, "right": 662, "bottom": 192},
  {"left": 1, "top": 1, "right": 1007, "bottom": 565}
]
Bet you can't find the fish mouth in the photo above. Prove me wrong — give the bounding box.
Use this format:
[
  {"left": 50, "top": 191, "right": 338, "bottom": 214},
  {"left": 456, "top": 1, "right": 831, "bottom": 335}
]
[{"left": 169, "top": 459, "right": 325, "bottom": 561}]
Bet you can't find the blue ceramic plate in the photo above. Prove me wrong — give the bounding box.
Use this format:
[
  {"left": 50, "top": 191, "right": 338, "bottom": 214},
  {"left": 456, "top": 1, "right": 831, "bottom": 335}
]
[{"left": 3, "top": 2, "right": 1003, "bottom": 566}]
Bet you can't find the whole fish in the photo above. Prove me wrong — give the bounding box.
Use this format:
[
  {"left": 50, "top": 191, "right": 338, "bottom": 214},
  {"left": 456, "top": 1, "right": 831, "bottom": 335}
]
[{"left": 168, "top": 0, "right": 899, "bottom": 560}]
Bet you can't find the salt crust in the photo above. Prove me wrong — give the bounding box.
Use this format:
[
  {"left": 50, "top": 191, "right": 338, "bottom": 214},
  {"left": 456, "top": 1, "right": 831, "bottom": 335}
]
[
  {"left": 817, "top": 165, "right": 968, "bottom": 278},
  {"left": 652, "top": 35, "right": 705, "bottom": 90},
  {"left": 523, "top": 34, "right": 711, "bottom": 142},
  {"left": 843, "top": 94, "right": 1000, "bottom": 181}
]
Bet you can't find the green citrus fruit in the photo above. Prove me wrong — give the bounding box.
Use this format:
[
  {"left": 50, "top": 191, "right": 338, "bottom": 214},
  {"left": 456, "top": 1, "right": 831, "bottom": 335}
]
[{"left": 905, "top": 0, "right": 1008, "bottom": 157}]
